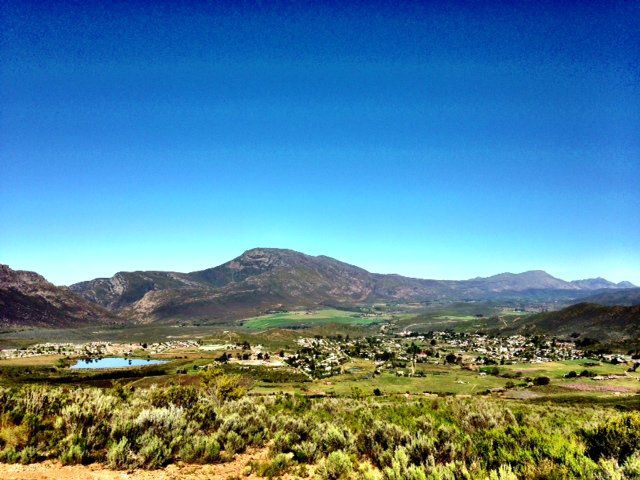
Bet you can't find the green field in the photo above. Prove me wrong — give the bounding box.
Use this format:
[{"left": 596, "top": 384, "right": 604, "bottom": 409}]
[{"left": 239, "top": 308, "right": 398, "bottom": 330}]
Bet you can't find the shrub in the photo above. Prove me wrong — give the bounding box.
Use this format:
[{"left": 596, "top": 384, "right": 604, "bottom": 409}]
[
  {"left": 319, "top": 450, "right": 354, "bottom": 480},
  {"left": 253, "top": 452, "right": 294, "bottom": 478},
  {"left": 59, "top": 437, "right": 87, "bottom": 465},
  {"left": 201, "top": 369, "right": 249, "bottom": 403},
  {"left": 223, "top": 431, "right": 245, "bottom": 455},
  {"left": 533, "top": 376, "right": 551, "bottom": 386},
  {"left": 138, "top": 433, "right": 171, "bottom": 468},
  {"left": 488, "top": 464, "right": 518, "bottom": 480},
  {"left": 149, "top": 385, "right": 199, "bottom": 409},
  {"left": 382, "top": 448, "right": 428, "bottom": 480},
  {"left": 315, "top": 423, "right": 352, "bottom": 454},
  {"left": 179, "top": 434, "right": 220, "bottom": 463},
  {"left": 107, "top": 438, "right": 134, "bottom": 469},
  {"left": 0, "top": 447, "right": 20, "bottom": 463},
  {"left": 19, "top": 446, "right": 38, "bottom": 464},
  {"left": 292, "top": 440, "right": 318, "bottom": 463},
  {"left": 583, "top": 413, "right": 640, "bottom": 464},
  {"left": 134, "top": 406, "right": 187, "bottom": 439},
  {"left": 622, "top": 450, "right": 640, "bottom": 479}
]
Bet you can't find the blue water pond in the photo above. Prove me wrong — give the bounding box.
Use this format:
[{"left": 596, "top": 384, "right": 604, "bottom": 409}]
[{"left": 70, "top": 357, "right": 166, "bottom": 369}]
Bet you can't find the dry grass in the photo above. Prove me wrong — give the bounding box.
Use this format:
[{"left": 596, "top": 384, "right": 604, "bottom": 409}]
[{"left": 0, "top": 355, "right": 62, "bottom": 366}]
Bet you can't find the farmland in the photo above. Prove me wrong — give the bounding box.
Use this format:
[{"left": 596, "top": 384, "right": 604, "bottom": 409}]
[{"left": 238, "top": 309, "right": 401, "bottom": 330}]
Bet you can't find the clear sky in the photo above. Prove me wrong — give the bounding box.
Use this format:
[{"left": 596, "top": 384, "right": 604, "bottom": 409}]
[{"left": 1, "top": 1, "right": 639, "bottom": 286}]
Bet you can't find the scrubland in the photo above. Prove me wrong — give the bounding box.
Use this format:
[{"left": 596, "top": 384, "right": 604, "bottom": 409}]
[{"left": 1, "top": 367, "right": 639, "bottom": 479}]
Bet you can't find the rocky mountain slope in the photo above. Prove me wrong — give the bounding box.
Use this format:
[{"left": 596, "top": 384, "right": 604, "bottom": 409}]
[
  {"left": 68, "top": 248, "right": 637, "bottom": 323},
  {"left": 0, "top": 264, "right": 119, "bottom": 328}
]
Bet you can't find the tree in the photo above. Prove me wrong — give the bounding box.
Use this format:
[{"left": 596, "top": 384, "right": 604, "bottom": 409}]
[
  {"left": 445, "top": 353, "right": 458, "bottom": 364},
  {"left": 533, "top": 376, "right": 551, "bottom": 386}
]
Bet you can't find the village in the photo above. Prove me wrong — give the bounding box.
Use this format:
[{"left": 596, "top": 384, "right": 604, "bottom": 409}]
[
  {"left": 2, "top": 330, "right": 636, "bottom": 383},
  {"left": 0, "top": 340, "right": 200, "bottom": 361},
  {"left": 281, "top": 331, "right": 599, "bottom": 379}
]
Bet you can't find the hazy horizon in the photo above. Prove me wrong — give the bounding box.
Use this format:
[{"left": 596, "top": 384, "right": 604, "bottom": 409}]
[{"left": 2, "top": 1, "right": 638, "bottom": 286}]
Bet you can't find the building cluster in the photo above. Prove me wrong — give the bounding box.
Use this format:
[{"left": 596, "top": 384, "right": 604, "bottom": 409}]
[
  {"left": 438, "top": 332, "right": 583, "bottom": 363},
  {"left": 283, "top": 331, "right": 589, "bottom": 379},
  {"left": 0, "top": 340, "right": 200, "bottom": 360},
  {"left": 285, "top": 337, "right": 350, "bottom": 378}
]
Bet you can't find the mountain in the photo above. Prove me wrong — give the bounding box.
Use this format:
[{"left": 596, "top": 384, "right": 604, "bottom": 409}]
[
  {"left": 71, "top": 248, "right": 380, "bottom": 323},
  {"left": 0, "top": 264, "right": 119, "bottom": 328},
  {"left": 68, "top": 248, "right": 637, "bottom": 324},
  {"left": 570, "top": 278, "right": 636, "bottom": 290},
  {"left": 467, "top": 270, "right": 579, "bottom": 292},
  {"left": 574, "top": 288, "right": 640, "bottom": 307},
  {"left": 505, "top": 303, "right": 640, "bottom": 340}
]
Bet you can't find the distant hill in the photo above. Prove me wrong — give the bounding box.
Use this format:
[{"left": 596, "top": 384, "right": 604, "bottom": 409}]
[
  {"left": 573, "top": 288, "right": 640, "bottom": 307},
  {"left": 570, "top": 278, "right": 636, "bottom": 290},
  {"left": 68, "top": 248, "right": 637, "bottom": 323},
  {"left": 505, "top": 302, "right": 640, "bottom": 340},
  {"left": 0, "top": 264, "right": 119, "bottom": 328}
]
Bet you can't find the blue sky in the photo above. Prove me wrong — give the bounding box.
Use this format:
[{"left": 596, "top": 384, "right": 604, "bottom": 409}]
[{"left": 1, "top": 1, "right": 639, "bottom": 285}]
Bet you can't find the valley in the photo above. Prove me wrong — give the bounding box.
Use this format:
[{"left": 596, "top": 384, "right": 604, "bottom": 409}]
[{"left": 1, "top": 250, "right": 639, "bottom": 479}]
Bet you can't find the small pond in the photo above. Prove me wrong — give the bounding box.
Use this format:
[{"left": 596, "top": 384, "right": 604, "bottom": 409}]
[{"left": 70, "top": 357, "right": 167, "bottom": 370}]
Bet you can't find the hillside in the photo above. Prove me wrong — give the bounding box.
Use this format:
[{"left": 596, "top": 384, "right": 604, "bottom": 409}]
[
  {"left": 506, "top": 302, "right": 640, "bottom": 340},
  {"left": 570, "top": 278, "right": 636, "bottom": 290},
  {"left": 574, "top": 288, "right": 640, "bottom": 306},
  {"left": 0, "top": 264, "right": 120, "bottom": 328},
  {"left": 69, "top": 248, "right": 637, "bottom": 323}
]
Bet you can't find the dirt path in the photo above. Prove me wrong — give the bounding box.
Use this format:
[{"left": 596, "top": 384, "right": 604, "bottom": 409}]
[{"left": 0, "top": 449, "right": 270, "bottom": 480}]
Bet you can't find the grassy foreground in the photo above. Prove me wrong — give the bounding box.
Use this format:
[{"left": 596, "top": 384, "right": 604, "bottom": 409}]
[{"left": 1, "top": 370, "right": 639, "bottom": 479}]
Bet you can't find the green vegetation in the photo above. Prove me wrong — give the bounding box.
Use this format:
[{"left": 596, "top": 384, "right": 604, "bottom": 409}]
[
  {"left": 239, "top": 309, "right": 396, "bottom": 330},
  {"left": 0, "top": 380, "right": 639, "bottom": 478}
]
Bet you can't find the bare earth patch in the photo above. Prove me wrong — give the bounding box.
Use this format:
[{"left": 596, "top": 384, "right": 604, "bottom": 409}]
[
  {"left": 0, "top": 449, "right": 270, "bottom": 480},
  {"left": 562, "top": 382, "right": 637, "bottom": 393}
]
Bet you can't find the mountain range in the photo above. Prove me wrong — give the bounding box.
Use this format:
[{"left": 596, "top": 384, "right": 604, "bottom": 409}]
[{"left": 1, "top": 248, "right": 637, "bottom": 327}]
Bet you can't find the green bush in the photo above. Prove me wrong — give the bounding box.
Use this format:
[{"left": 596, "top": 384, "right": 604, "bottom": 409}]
[
  {"left": 293, "top": 440, "right": 318, "bottom": 463},
  {"left": 315, "top": 423, "right": 352, "bottom": 454},
  {"left": 138, "top": 433, "right": 171, "bottom": 468},
  {"left": 319, "top": 450, "right": 354, "bottom": 480},
  {"left": 533, "top": 376, "right": 551, "bottom": 386},
  {"left": 253, "top": 452, "right": 294, "bottom": 478},
  {"left": 622, "top": 450, "right": 640, "bottom": 479},
  {"left": 179, "top": 434, "right": 220, "bottom": 463},
  {"left": 583, "top": 413, "right": 640, "bottom": 464},
  {"left": 19, "top": 446, "right": 38, "bottom": 464},
  {"left": 223, "top": 430, "right": 245, "bottom": 455},
  {"left": 59, "top": 436, "right": 87, "bottom": 465},
  {"left": 107, "top": 438, "right": 133, "bottom": 469}
]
